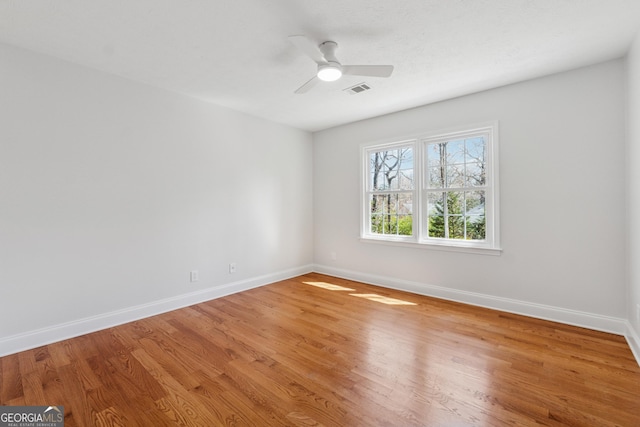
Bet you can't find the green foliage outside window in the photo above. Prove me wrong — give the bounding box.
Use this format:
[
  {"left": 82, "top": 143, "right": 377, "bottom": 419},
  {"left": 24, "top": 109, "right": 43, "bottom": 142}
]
[
  {"left": 428, "top": 192, "right": 485, "bottom": 240},
  {"left": 371, "top": 210, "right": 412, "bottom": 236}
]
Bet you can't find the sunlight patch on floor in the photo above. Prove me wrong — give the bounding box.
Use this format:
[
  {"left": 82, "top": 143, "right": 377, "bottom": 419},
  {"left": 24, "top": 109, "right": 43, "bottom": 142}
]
[
  {"left": 303, "top": 281, "right": 356, "bottom": 291},
  {"left": 349, "top": 293, "right": 417, "bottom": 306}
]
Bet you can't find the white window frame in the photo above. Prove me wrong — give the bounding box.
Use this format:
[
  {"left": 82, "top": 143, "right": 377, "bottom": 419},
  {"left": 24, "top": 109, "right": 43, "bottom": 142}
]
[{"left": 360, "top": 121, "right": 501, "bottom": 255}]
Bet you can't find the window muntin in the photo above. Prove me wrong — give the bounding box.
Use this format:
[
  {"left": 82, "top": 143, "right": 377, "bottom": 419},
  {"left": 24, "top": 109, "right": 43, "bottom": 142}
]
[{"left": 361, "top": 123, "right": 499, "bottom": 252}]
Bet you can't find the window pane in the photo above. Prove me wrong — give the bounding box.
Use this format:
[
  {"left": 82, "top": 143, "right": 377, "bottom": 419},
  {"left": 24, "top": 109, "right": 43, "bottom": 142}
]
[
  {"left": 465, "top": 191, "right": 485, "bottom": 213},
  {"left": 465, "top": 161, "right": 485, "bottom": 187},
  {"left": 465, "top": 137, "right": 486, "bottom": 163},
  {"left": 446, "top": 165, "right": 465, "bottom": 188},
  {"left": 398, "top": 192, "right": 413, "bottom": 215},
  {"left": 398, "top": 215, "right": 412, "bottom": 235},
  {"left": 398, "top": 169, "right": 414, "bottom": 190},
  {"left": 447, "top": 214, "right": 465, "bottom": 239},
  {"left": 369, "top": 192, "right": 413, "bottom": 236},
  {"left": 427, "top": 138, "right": 487, "bottom": 190},
  {"left": 399, "top": 148, "right": 414, "bottom": 170},
  {"left": 371, "top": 171, "right": 385, "bottom": 190},
  {"left": 427, "top": 192, "right": 444, "bottom": 214},
  {"left": 447, "top": 191, "right": 464, "bottom": 215},
  {"left": 369, "top": 147, "right": 414, "bottom": 191},
  {"left": 466, "top": 215, "right": 485, "bottom": 240},
  {"left": 427, "top": 191, "right": 466, "bottom": 239},
  {"left": 371, "top": 214, "right": 383, "bottom": 233},
  {"left": 370, "top": 194, "right": 384, "bottom": 234},
  {"left": 427, "top": 143, "right": 442, "bottom": 167},
  {"left": 447, "top": 139, "right": 465, "bottom": 164},
  {"left": 371, "top": 194, "right": 386, "bottom": 214},
  {"left": 429, "top": 167, "right": 445, "bottom": 188},
  {"left": 427, "top": 192, "right": 445, "bottom": 238},
  {"left": 465, "top": 191, "right": 485, "bottom": 240},
  {"left": 465, "top": 137, "right": 486, "bottom": 187}
]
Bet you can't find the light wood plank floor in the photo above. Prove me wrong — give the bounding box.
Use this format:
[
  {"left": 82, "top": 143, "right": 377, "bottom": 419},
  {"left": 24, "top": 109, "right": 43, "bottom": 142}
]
[{"left": 1, "top": 273, "right": 639, "bottom": 426}]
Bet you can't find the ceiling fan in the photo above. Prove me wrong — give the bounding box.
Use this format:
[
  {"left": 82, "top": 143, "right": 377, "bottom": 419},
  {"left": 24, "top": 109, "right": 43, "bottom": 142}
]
[{"left": 288, "top": 35, "right": 394, "bottom": 94}]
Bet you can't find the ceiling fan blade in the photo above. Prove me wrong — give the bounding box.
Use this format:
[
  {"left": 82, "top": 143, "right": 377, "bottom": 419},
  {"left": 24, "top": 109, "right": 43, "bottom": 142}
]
[
  {"left": 294, "top": 76, "right": 319, "bottom": 94},
  {"left": 342, "top": 65, "right": 394, "bottom": 78},
  {"left": 288, "top": 35, "right": 326, "bottom": 64}
]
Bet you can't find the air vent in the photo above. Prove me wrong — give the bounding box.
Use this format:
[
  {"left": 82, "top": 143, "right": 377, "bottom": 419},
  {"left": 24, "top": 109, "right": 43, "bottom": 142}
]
[{"left": 344, "top": 83, "right": 371, "bottom": 95}]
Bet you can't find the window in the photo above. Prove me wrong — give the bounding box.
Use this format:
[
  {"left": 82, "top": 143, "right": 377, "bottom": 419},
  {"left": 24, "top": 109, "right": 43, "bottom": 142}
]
[
  {"left": 361, "top": 122, "right": 500, "bottom": 254},
  {"left": 368, "top": 143, "right": 414, "bottom": 237}
]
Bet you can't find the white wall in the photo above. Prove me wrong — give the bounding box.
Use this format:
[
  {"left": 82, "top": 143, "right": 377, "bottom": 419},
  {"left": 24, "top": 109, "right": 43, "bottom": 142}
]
[
  {"left": 314, "top": 60, "right": 627, "bottom": 332},
  {"left": 627, "top": 32, "right": 640, "bottom": 358},
  {"left": 0, "top": 43, "right": 313, "bottom": 354}
]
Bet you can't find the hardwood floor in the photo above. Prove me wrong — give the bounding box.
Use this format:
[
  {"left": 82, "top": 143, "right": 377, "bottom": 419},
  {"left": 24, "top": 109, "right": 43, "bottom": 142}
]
[{"left": 1, "top": 273, "right": 639, "bottom": 426}]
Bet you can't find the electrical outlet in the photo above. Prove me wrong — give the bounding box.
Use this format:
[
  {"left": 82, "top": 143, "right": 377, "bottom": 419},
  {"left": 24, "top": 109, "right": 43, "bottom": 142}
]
[
  {"left": 229, "top": 263, "right": 236, "bottom": 274},
  {"left": 330, "top": 252, "right": 337, "bottom": 261},
  {"left": 190, "top": 270, "right": 199, "bottom": 282},
  {"left": 637, "top": 304, "right": 640, "bottom": 322}
]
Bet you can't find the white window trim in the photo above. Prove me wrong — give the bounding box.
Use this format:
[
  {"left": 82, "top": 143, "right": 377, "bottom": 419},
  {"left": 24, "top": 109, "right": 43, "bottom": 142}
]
[{"left": 360, "top": 121, "right": 501, "bottom": 255}]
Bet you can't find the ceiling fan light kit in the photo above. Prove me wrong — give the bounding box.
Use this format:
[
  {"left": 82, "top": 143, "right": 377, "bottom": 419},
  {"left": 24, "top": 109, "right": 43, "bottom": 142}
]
[
  {"left": 317, "top": 63, "right": 342, "bottom": 81},
  {"left": 289, "top": 35, "right": 394, "bottom": 93}
]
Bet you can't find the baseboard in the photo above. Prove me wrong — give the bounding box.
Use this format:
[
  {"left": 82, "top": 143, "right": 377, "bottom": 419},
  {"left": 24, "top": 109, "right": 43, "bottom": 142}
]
[
  {"left": 625, "top": 321, "right": 640, "bottom": 366},
  {"left": 313, "top": 264, "right": 628, "bottom": 336},
  {"left": 0, "top": 264, "right": 314, "bottom": 357}
]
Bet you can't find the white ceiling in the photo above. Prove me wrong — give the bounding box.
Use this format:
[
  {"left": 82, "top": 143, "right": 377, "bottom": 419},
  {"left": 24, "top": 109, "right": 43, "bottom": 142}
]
[{"left": 1, "top": 0, "right": 639, "bottom": 132}]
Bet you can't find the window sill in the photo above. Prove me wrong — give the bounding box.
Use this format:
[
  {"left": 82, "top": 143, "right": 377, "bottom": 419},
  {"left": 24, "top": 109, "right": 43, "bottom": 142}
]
[{"left": 359, "top": 236, "right": 502, "bottom": 256}]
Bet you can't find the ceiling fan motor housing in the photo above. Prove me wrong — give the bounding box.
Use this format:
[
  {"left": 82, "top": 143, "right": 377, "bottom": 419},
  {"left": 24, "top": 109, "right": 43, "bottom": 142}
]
[
  {"left": 317, "top": 41, "right": 342, "bottom": 81},
  {"left": 319, "top": 41, "right": 339, "bottom": 61}
]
